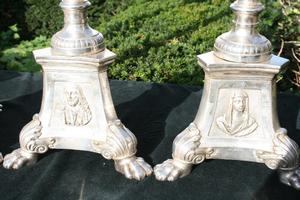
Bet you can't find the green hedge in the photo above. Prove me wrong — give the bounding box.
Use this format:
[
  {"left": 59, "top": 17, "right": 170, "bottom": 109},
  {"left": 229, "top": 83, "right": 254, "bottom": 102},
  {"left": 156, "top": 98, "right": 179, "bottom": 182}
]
[
  {"left": 0, "top": 0, "right": 285, "bottom": 86},
  {"left": 24, "top": 0, "right": 135, "bottom": 37},
  {"left": 0, "top": 36, "right": 49, "bottom": 71},
  {"left": 0, "top": 0, "right": 29, "bottom": 40},
  {"left": 276, "top": 0, "right": 300, "bottom": 90}
]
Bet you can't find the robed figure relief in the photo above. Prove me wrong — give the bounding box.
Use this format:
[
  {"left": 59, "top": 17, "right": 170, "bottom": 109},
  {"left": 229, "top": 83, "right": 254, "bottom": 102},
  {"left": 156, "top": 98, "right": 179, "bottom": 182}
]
[
  {"left": 216, "top": 90, "right": 258, "bottom": 137},
  {"left": 63, "top": 86, "right": 92, "bottom": 126}
]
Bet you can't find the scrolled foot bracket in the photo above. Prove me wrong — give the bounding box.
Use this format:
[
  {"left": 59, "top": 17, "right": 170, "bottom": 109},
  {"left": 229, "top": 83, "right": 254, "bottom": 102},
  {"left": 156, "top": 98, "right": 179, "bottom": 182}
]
[
  {"left": 154, "top": 123, "right": 214, "bottom": 181},
  {"left": 256, "top": 128, "right": 300, "bottom": 190},
  {"left": 3, "top": 114, "right": 55, "bottom": 169},
  {"left": 93, "top": 120, "right": 152, "bottom": 180}
]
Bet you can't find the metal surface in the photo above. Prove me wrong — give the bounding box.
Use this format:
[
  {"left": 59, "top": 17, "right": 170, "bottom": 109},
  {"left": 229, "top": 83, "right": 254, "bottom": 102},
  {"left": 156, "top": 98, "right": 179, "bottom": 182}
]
[
  {"left": 154, "top": 0, "right": 300, "bottom": 190},
  {"left": 214, "top": 0, "right": 272, "bottom": 63},
  {"left": 3, "top": 0, "right": 152, "bottom": 180},
  {"left": 51, "top": 0, "right": 105, "bottom": 56}
]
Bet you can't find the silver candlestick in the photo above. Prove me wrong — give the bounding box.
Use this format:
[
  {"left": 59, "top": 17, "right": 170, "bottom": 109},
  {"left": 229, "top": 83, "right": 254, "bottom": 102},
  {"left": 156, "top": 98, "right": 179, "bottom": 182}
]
[
  {"left": 3, "top": 0, "right": 152, "bottom": 180},
  {"left": 154, "top": 0, "right": 300, "bottom": 189}
]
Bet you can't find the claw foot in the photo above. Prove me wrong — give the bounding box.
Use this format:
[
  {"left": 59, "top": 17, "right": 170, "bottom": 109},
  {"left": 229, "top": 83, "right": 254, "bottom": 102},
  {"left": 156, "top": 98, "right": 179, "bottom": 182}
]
[
  {"left": 279, "top": 167, "right": 300, "bottom": 190},
  {"left": 154, "top": 159, "right": 193, "bottom": 181},
  {"left": 114, "top": 156, "right": 152, "bottom": 180},
  {"left": 3, "top": 148, "right": 37, "bottom": 170}
]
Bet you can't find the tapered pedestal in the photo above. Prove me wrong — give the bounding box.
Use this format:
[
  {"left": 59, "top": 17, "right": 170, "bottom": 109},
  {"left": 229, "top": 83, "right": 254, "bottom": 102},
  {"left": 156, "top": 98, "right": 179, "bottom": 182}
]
[
  {"left": 154, "top": 52, "right": 300, "bottom": 189},
  {"left": 3, "top": 48, "right": 152, "bottom": 180}
]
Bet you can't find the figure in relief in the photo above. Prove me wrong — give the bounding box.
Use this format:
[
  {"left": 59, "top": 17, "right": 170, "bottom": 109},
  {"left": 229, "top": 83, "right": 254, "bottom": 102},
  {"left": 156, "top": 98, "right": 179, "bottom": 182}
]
[
  {"left": 63, "top": 85, "right": 92, "bottom": 126},
  {"left": 216, "top": 90, "right": 258, "bottom": 137}
]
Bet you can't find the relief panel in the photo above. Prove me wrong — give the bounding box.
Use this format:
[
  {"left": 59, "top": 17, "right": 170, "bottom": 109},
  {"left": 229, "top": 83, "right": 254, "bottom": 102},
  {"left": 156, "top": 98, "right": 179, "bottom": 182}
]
[
  {"left": 49, "top": 82, "right": 93, "bottom": 128},
  {"left": 63, "top": 85, "right": 92, "bottom": 126},
  {"left": 209, "top": 88, "right": 263, "bottom": 138}
]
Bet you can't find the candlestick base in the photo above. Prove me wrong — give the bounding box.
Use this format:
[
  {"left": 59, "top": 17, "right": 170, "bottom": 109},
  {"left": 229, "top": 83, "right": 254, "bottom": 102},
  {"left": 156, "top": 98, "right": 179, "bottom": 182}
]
[
  {"left": 3, "top": 48, "right": 152, "bottom": 180},
  {"left": 154, "top": 52, "right": 300, "bottom": 190}
]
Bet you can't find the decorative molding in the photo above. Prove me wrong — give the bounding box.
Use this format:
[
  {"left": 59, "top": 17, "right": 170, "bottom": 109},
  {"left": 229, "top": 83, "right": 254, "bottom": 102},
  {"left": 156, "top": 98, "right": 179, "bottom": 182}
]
[
  {"left": 172, "top": 123, "right": 214, "bottom": 164},
  {"left": 213, "top": 0, "right": 272, "bottom": 63},
  {"left": 214, "top": 36, "right": 272, "bottom": 61},
  {"left": 256, "top": 128, "right": 299, "bottom": 170},
  {"left": 92, "top": 120, "right": 137, "bottom": 160},
  {"left": 51, "top": 32, "right": 105, "bottom": 55},
  {"left": 50, "top": 0, "right": 105, "bottom": 55},
  {"left": 20, "top": 114, "right": 55, "bottom": 154}
]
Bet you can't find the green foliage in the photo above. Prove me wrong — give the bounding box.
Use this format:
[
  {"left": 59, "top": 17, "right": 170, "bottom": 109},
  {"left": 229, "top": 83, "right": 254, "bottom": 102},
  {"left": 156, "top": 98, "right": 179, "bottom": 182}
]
[
  {"left": 0, "top": 36, "right": 50, "bottom": 71},
  {"left": 24, "top": 0, "right": 63, "bottom": 37},
  {"left": 24, "top": 0, "right": 135, "bottom": 37},
  {"left": 99, "top": 0, "right": 283, "bottom": 85},
  {"left": 276, "top": 0, "right": 300, "bottom": 91},
  {"left": 98, "top": 0, "right": 233, "bottom": 85},
  {"left": 0, "top": 25, "right": 20, "bottom": 50},
  {"left": 258, "top": 1, "right": 283, "bottom": 46},
  {"left": 0, "top": 0, "right": 29, "bottom": 39},
  {"left": 277, "top": 0, "right": 300, "bottom": 43},
  {"left": 0, "top": 0, "right": 293, "bottom": 88}
]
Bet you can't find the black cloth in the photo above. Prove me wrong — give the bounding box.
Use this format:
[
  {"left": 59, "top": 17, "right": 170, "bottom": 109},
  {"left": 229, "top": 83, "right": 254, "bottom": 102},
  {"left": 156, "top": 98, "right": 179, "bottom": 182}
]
[{"left": 0, "top": 71, "right": 300, "bottom": 200}]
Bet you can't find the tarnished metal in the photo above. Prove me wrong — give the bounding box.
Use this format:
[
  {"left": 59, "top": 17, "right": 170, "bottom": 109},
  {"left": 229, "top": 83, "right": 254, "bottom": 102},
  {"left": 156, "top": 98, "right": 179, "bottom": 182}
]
[
  {"left": 154, "top": 0, "right": 300, "bottom": 190},
  {"left": 3, "top": 0, "right": 152, "bottom": 180}
]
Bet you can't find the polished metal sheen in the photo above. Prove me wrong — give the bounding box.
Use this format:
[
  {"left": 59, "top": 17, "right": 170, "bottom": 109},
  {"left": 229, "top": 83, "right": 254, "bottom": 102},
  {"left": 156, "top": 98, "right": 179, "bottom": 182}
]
[
  {"left": 214, "top": 0, "right": 272, "bottom": 63},
  {"left": 2, "top": 0, "right": 152, "bottom": 180},
  {"left": 154, "top": 0, "right": 300, "bottom": 189}
]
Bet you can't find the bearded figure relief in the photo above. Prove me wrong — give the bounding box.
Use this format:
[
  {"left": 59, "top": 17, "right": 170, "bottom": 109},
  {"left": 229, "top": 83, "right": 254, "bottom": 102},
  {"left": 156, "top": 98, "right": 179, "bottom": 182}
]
[
  {"left": 216, "top": 90, "right": 258, "bottom": 137},
  {"left": 63, "top": 85, "right": 92, "bottom": 126}
]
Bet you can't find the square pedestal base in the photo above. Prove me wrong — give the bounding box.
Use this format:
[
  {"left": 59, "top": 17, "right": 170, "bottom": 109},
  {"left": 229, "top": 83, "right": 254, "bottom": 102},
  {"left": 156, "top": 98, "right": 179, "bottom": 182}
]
[
  {"left": 154, "top": 52, "right": 300, "bottom": 189},
  {"left": 2, "top": 48, "right": 152, "bottom": 180}
]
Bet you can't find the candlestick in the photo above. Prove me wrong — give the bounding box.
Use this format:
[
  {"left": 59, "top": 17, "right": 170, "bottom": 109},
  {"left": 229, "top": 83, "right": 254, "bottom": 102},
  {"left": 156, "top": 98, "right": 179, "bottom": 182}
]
[
  {"left": 3, "top": 0, "right": 152, "bottom": 181},
  {"left": 154, "top": 0, "right": 300, "bottom": 190}
]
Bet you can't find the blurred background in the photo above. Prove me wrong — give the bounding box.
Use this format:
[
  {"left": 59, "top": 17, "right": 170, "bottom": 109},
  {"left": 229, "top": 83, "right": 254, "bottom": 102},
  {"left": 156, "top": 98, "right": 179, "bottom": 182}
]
[{"left": 0, "top": 0, "right": 299, "bottom": 92}]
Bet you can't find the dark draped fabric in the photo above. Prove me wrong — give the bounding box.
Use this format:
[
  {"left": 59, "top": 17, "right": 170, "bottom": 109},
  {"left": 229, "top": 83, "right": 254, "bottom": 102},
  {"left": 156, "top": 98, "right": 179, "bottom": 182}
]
[{"left": 0, "top": 71, "right": 299, "bottom": 200}]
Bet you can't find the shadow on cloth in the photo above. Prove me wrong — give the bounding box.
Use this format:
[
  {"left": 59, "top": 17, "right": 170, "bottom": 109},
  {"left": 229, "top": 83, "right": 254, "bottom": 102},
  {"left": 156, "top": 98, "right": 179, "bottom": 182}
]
[
  {"left": 114, "top": 82, "right": 196, "bottom": 165},
  {"left": 253, "top": 93, "right": 300, "bottom": 199},
  {"left": 0, "top": 91, "right": 42, "bottom": 153}
]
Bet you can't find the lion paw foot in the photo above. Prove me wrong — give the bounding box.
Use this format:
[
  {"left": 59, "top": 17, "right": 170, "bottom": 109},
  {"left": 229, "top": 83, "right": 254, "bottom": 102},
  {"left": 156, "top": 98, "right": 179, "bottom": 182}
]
[
  {"left": 279, "top": 167, "right": 300, "bottom": 190},
  {"left": 115, "top": 156, "right": 152, "bottom": 180},
  {"left": 3, "top": 149, "right": 37, "bottom": 169},
  {"left": 154, "top": 159, "right": 192, "bottom": 181}
]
